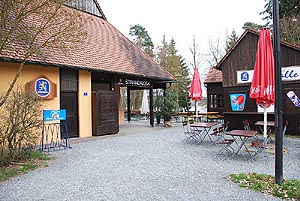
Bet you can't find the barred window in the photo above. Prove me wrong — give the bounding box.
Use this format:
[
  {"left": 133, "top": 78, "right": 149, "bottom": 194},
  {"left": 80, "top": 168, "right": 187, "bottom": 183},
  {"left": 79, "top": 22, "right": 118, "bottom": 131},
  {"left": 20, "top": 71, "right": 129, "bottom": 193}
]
[
  {"left": 60, "top": 69, "right": 78, "bottom": 92},
  {"left": 209, "top": 94, "right": 223, "bottom": 108}
]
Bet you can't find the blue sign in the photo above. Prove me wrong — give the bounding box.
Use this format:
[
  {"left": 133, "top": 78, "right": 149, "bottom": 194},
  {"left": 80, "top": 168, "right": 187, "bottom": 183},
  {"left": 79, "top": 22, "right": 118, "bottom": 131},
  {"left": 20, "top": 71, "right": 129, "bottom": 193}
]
[
  {"left": 43, "top": 110, "right": 66, "bottom": 121},
  {"left": 241, "top": 72, "right": 249, "bottom": 82},
  {"left": 35, "top": 78, "right": 50, "bottom": 97}
]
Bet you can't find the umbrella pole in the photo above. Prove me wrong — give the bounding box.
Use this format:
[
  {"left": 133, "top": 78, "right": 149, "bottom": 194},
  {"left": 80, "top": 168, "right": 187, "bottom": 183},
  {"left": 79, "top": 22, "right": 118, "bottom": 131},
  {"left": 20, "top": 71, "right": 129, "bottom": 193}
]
[
  {"left": 195, "top": 100, "right": 197, "bottom": 117},
  {"left": 263, "top": 105, "right": 267, "bottom": 138}
]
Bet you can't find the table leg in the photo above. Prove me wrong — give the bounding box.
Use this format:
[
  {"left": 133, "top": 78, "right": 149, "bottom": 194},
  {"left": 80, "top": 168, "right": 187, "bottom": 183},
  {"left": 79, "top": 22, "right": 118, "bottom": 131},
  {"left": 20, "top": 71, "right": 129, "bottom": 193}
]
[{"left": 231, "top": 137, "right": 251, "bottom": 158}]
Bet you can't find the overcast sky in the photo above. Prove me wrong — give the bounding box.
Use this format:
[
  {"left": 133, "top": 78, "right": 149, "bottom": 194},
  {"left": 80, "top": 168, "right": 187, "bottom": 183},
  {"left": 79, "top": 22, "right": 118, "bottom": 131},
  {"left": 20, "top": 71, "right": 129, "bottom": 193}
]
[{"left": 99, "top": 0, "right": 266, "bottom": 69}]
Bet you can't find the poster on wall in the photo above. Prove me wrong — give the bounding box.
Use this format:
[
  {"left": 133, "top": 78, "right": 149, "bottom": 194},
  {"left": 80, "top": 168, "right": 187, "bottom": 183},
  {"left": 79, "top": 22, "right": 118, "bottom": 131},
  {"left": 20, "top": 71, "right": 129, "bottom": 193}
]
[
  {"left": 287, "top": 90, "right": 300, "bottom": 107},
  {"left": 230, "top": 94, "right": 246, "bottom": 111},
  {"left": 257, "top": 104, "right": 274, "bottom": 112}
]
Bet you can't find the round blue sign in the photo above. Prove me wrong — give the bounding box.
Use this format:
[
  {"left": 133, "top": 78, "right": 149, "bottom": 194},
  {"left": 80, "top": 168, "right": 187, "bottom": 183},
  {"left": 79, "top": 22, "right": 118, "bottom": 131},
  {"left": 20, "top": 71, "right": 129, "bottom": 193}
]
[{"left": 35, "top": 78, "right": 50, "bottom": 97}]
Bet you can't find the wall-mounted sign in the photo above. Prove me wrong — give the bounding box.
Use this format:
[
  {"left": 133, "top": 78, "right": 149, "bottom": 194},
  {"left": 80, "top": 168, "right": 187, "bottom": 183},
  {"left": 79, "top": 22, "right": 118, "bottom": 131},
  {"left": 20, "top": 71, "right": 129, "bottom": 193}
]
[
  {"left": 35, "top": 78, "right": 50, "bottom": 97},
  {"left": 26, "top": 75, "right": 57, "bottom": 99},
  {"left": 43, "top": 109, "right": 66, "bottom": 121},
  {"left": 237, "top": 66, "right": 300, "bottom": 84},
  {"left": 230, "top": 93, "right": 246, "bottom": 111},
  {"left": 287, "top": 91, "right": 300, "bottom": 107},
  {"left": 237, "top": 70, "right": 254, "bottom": 84},
  {"left": 257, "top": 104, "right": 274, "bottom": 112},
  {"left": 116, "top": 78, "right": 151, "bottom": 88}
]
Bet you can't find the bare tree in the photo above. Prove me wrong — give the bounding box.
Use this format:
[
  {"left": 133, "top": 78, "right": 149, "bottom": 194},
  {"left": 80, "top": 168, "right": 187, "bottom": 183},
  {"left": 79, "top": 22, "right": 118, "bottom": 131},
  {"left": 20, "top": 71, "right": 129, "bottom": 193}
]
[
  {"left": 189, "top": 35, "right": 207, "bottom": 69},
  {"left": 0, "top": 0, "right": 86, "bottom": 107},
  {"left": 208, "top": 37, "right": 225, "bottom": 67}
]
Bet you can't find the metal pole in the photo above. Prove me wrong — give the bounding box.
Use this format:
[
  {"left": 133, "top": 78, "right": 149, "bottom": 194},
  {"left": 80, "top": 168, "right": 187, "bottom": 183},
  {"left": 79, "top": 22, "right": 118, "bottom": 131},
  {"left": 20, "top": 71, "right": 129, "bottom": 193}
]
[
  {"left": 149, "top": 87, "right": 154, "bottom": 127},
  {"left": 127, "top": 87, "right": 131, "bottom": 122},
  {"left": 273, "top": 0, "right": 283, "bottom": 185}
]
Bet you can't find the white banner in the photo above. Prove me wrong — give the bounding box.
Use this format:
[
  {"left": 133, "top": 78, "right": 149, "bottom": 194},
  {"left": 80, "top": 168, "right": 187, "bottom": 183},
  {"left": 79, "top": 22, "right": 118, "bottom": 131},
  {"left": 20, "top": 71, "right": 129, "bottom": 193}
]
[{"left": 237, "top": 66, "right": 300, "bottom": 84}]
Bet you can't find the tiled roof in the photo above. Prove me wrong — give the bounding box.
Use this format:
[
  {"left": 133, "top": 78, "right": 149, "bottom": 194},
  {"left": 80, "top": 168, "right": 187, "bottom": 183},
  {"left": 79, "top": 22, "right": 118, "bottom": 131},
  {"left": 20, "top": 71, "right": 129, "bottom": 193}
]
[
  {"left": 0, "top": 6, "right": 175, "bottom": 82},
  {"left": 204, "top": 66, "right": 222, "bottom": 83}
]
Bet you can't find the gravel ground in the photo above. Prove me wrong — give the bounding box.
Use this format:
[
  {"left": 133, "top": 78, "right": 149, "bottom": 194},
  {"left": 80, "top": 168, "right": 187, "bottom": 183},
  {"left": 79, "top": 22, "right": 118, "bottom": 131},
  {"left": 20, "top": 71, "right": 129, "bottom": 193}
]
[{"left": 0, "top": 121, "right": 299, "bottom": 201}]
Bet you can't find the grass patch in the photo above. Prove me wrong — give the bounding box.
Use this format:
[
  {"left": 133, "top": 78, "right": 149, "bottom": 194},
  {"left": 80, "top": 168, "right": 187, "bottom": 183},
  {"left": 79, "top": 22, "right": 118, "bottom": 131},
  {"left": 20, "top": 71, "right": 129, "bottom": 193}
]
[
  {"left": 0, "top": 150, "right": 52, "bottom": 182},
  {"left": 229, "top": 173, "right": 300, "bottom": 200}
]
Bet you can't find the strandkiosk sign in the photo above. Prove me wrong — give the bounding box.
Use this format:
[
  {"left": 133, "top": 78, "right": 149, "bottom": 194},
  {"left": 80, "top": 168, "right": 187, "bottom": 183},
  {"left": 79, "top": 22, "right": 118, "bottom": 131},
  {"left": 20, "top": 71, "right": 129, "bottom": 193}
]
[
  {"left": 117, "top": 78, "right": 151, "bottom": 88},
  {"left": 237, "top": 66, "right": 300, "bottom": 84}
]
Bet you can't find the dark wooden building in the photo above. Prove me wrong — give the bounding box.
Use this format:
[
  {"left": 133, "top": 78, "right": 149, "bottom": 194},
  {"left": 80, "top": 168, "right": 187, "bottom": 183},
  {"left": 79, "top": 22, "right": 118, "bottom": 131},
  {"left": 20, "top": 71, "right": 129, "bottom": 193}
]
[{"left": 205, "top": 29, "right": 300, "bottom": 135}]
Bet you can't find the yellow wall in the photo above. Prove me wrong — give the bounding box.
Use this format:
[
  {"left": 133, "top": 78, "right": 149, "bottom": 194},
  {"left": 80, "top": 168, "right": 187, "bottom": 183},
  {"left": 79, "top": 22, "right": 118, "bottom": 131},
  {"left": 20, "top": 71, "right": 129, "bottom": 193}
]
[
  {"left": 0, "top": 62, "right": 60, "bottom": 112},
  {"left": 0, "top": 62, "right": 94, "bottom": 139},
  {"left": 78, "top": 70, "right": 92, "bottom": 138}
]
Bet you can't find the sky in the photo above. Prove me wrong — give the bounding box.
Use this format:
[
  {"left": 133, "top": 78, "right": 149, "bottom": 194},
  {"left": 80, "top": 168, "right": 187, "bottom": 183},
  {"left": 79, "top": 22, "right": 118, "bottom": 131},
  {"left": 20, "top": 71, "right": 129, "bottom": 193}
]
[{"left": 99, "top": 0, "right": 267, "bottom": 70}]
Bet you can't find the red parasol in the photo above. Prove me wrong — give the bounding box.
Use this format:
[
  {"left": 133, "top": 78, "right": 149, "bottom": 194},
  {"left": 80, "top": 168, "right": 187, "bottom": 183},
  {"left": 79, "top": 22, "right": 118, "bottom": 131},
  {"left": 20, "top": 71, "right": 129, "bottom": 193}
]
[
  {"left": 250, "top": 29, "right": 275, "bottom": 138},
  {"left": 189, "top": 68, "right": 202, "bottom": 114}
]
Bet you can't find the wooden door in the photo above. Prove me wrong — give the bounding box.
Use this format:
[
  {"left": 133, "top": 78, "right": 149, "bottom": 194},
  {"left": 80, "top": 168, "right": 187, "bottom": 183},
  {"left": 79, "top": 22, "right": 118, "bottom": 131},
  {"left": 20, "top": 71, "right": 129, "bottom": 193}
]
[
  {"left": 60, "top": 92, "right": 79, "bottom": 138},
  {"left": 92, "top": 91, "right": 119, "bottom": 135}
]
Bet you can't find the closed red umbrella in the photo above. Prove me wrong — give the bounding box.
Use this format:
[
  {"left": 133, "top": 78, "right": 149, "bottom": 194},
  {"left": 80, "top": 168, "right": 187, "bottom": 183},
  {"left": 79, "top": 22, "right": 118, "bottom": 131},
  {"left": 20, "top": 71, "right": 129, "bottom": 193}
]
[
  {"left": 250, "top": 29, "right": 275, "bottom": 138},
  {"left": 189, "top": 68, "right": 202, "bottom": 114}
]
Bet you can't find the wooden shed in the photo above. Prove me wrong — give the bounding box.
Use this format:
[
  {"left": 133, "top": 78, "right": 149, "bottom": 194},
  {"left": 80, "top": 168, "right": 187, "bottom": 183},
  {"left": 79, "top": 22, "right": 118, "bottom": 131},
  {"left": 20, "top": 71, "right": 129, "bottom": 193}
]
[{"left": 205, "top": 29, "right": 300, "bottom": 135}]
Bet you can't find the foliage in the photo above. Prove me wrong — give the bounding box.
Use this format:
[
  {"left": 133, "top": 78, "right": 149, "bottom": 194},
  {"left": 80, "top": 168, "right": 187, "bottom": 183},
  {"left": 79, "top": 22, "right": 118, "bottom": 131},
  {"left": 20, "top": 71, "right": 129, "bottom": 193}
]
[
  {"left": 229, "top": 173, "right": 300, "bottom": 200},
  {"left": 129, "top": 24, "right": 154, "bottom": 58},
  {"left": 242, "top": 22, "right": 265, "bottom": 32},
  {"left": 225, "top": 29, "right": 239, "bottom": 51},
  {"left": 0, "top": 0, "right": 86, "bottom": 107},
  {"left": 261, "top": 0, "right": 300, "bottom": 21},
  {"left": 127, "top": 24, "right": 155, "bottom": 110},
  {"left": 0, "top": 150, "right": 51, "bottom": 182},
  {"left": 257, "top": 0, "right": 300, "bottom": 46},
  {"left": 279, "top": 15, "right": 300, "bottom": 46},
  {"left": 0, "top": 88, "right": 42, "bottom": 167},
  {"left": 156, "top": 36, "right": 190, "bottom": 111},
  {"left": 154, "top": 89, "right": 178, "bottom": 121}
]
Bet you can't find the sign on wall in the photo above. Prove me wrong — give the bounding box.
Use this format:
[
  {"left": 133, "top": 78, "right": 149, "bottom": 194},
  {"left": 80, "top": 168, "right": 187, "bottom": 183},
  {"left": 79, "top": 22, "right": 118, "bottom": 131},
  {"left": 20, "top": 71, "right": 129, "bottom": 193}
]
[
  {"left": 26, "top": 75, "right": 57, "bottom": 99},
  {"left": 35, "top": 78, "right": 50, "bottom": 97},
  {"left": 237, "top": 66, "right": 300, "bottom": 84},
  {"left": 287, "top": 90, "right": 300, "bottom": 107},
  {"left": 116, "top": 78, "right": 151, "bottom": 88},
  {"left": 230, "top": 93, "right": 246, "bottom": 111},
  {"left": 43, "top": 109, "right": 66, "bottom": 121},
  {"left": 257, "top": 104, "right": 274, "bottom": 112}
]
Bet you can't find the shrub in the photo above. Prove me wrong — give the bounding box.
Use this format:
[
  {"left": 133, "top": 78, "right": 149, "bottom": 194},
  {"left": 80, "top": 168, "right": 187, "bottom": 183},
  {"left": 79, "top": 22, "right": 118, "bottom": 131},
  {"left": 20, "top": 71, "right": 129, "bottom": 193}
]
[{"left": 0, "top": 88, "right": 42, "bottom": 167}]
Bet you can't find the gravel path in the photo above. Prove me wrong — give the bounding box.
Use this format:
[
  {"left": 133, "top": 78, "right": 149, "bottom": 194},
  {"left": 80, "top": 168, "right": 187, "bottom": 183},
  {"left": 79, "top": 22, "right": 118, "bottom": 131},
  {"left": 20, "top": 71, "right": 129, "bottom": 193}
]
[{"left": 1, "top": 121, "right": 299, "bottom": 201}]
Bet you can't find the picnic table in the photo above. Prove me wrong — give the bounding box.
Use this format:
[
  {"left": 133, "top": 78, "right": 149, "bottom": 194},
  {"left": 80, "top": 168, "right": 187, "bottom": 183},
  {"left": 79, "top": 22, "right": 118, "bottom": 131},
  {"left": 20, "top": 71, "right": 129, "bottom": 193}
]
[
  {"left": 254, "top": 120, "right": 275, "bottom": 133},
  {"left": 225, "top": 129, "right": 258, "bottom": 159},
  {"left": 190, "top": 122, "right": 218, "bottom": 143}
]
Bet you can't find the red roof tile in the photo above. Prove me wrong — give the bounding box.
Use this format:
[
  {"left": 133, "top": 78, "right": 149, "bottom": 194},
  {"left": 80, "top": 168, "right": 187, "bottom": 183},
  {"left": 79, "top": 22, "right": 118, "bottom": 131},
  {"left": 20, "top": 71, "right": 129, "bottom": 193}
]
[
  {"left": 0, "top": 6, "right": 175, "bottom": 82},
  {"left": 204, "top": 66, "right": 222, "bottom": 83}
]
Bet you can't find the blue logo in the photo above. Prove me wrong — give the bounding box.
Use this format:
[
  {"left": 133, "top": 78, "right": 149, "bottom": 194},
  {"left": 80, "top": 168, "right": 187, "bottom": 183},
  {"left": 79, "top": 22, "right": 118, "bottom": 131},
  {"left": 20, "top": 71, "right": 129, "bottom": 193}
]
[
  {"left": 35, "top": 78, "right": 50, "bottom": 97},
  {"left": 43, "top": 110, "right": 67, "bottom": 121},
  {"left": 241, "top": 72, "right": 249, "bottom": 81}
]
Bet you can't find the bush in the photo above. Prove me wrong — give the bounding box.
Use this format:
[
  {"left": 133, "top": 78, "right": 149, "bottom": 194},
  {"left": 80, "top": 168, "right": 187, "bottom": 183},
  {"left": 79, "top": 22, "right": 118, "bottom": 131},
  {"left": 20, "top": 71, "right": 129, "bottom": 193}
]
[
  {"left": 0, "top": 88, "right": 42, "bottom": 167},
  {"left": 154, "top": 89, "right": 178, "bottom": 121}
]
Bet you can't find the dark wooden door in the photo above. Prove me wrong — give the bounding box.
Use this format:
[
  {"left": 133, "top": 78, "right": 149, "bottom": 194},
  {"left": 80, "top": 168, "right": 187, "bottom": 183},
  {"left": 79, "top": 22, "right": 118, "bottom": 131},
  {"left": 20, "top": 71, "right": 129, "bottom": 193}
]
[
  {"left": 60, "top": 92, "right": 79, "bottom": 138},
  {"left": 92, "top": 91, "right": 119, "bottom": 135}
]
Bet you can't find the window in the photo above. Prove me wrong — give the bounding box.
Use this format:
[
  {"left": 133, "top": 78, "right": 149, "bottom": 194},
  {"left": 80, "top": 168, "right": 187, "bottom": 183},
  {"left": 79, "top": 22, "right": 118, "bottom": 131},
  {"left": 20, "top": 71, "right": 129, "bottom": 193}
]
[
  {"left": 60, "top": 69, "right": 78, "bottom": 92},
  {"left": 209, "top": 94, "right": 224, "bottom": 108},
  {"left": 64, "top": 0, "right": 103, "bottom": 18}
]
